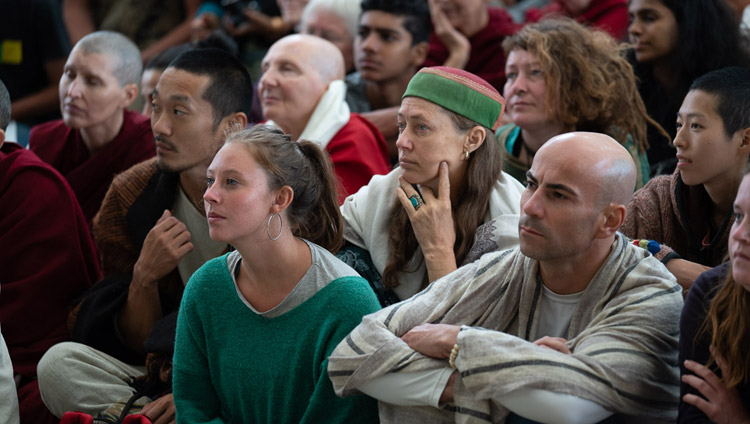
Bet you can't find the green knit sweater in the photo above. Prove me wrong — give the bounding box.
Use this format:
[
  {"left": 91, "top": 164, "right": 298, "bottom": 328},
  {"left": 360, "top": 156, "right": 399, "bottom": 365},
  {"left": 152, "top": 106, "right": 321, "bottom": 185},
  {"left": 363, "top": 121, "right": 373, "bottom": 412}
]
[{"left": 173, "top": 253, "right": 381, "bottom": 424}]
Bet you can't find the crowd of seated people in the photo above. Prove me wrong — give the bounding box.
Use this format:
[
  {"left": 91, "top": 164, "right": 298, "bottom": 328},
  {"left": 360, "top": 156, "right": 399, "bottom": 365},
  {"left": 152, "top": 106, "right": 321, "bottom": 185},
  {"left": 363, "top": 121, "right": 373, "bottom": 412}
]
[{"left": 1, "top": 0, "right": 750, "bottom": 423}]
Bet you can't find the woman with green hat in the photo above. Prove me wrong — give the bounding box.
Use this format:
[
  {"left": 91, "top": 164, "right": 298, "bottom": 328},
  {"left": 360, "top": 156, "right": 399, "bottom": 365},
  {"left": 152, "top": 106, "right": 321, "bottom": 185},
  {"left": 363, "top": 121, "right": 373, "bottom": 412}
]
[{"left": 338, "top": 66, "right": 524, "bottom": 305}]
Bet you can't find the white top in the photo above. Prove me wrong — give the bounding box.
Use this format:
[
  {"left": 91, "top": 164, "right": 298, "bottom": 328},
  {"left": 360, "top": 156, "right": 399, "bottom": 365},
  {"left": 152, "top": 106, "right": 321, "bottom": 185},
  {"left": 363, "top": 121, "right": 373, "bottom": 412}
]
[{"left": 535, "top": 284, "right": 583, "bottom": 340}]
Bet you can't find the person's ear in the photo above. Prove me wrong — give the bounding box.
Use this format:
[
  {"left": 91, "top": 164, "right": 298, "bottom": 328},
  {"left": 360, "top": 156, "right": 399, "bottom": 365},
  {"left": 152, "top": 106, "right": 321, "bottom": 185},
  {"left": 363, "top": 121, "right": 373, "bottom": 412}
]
[
  {"left": 463, "top": 126, "right": 486, "bottom": 156},
  {"left": 737, "top": 127, "right": 750, "bottom": 151},
  {"left": 121, "top": 83, "right": 139, "bottom": 108},
  {"left": 409, "top": 42, "right": 429, "bottom": 68},
  {"left": 222, "top": 112, "right": 248, "bottom": 137},
  {"left": 595, "top": 204, "right": 626, "bottom": 239},
  {"left": 0, "top": 128, "right": 5, "bottom": 149},
  {"left": 271, "top": 185, "right": 294, "bottom": 215}
]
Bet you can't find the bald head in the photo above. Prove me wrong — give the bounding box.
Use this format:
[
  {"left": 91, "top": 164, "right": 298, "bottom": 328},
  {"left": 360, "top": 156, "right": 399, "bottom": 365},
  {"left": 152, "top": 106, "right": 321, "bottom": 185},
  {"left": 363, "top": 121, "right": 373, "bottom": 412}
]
[
  {"left": 537, "top": 132, "right": 637, "bottom": 207},
  {"left": 270, "top": 34, "right": 345, "bottom": 84}
]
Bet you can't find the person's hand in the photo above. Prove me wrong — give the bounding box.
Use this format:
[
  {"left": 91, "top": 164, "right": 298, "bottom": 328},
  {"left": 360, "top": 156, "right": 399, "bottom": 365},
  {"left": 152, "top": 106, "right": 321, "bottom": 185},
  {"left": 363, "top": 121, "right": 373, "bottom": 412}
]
[
  {"left": 190, "top": 13, "right": 220, "bottom": 42},
  {"left": 427, "top": 0, "right": 470, "bottom": 69},
  {"left": 396, "top": 162, "right": 457, "bottom": 281},
  {"left": 277, "top": 0, "right": 307, "bottom": 26},
  {"left": 133, "top": 210, "right": 193, "bottom": 287},
  {"left": 682, "top": 351, "right": 750, "bottom": 424},
  {"left": 140, "top": 393, "right": 176, "bottom": 424},
  {"left": 533, "top": 336, "right": 571, "bottom": 354},
  {"left": 401, "top": 323, "right": 460, "bottom": 359},
  {"left": 665, "top": 258, "right": 711, "bottom": 293}
]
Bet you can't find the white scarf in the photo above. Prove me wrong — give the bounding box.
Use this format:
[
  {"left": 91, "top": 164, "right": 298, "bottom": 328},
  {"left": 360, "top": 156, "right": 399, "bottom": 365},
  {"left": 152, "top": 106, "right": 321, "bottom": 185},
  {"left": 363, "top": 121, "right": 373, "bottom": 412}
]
[{"left": 266, "top": 80, "right": 350, "bottom": 149}]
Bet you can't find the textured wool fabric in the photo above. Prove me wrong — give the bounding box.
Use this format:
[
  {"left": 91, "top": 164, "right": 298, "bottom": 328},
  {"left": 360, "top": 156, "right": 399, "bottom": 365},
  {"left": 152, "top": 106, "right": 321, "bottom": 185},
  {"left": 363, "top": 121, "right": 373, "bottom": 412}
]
[
  {"left": 403, "top": 67, "right": 505, "bottom": 131},
  {"left": 173, "top": 251, "right": 381, "bottom": 424},
  {"left": 328, "top": 233, "right": 683, "bottom": 423},
  {"left": 622, "top": 171, "right": 733, "bottom": 265}
]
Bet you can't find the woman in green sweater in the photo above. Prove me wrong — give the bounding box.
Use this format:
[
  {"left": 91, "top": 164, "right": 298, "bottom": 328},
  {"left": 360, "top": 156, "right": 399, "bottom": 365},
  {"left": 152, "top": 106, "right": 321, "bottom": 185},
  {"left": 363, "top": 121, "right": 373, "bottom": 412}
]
[{"left": 173, "top": 125, "right": 381, "bottom": 423}]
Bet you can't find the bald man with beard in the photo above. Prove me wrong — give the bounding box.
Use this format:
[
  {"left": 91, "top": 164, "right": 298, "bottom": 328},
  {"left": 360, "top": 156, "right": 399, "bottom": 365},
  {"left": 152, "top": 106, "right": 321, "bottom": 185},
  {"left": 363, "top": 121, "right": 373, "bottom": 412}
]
[
  {"left": 260, "top": 34, "right": 390, "bottom": 202},
  {"left": 329, "top": 132, "right": 684, "bottom": 423}
]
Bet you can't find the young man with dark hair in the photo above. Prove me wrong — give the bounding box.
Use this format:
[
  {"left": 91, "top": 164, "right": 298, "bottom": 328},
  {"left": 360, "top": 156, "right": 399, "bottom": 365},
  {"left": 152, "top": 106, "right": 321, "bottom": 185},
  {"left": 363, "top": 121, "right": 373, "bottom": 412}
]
[
  {"left": 29, "top": 31, "right": 155, "bottom": 225},
  {"left": 0, "top": 78, "right": 100, "bottom": 424},
  {"left": 345, "top": 0, "right": 430, "bottom": 162},
  {"left": 36, "top": 48, "right": 252, "bottom": 423}
]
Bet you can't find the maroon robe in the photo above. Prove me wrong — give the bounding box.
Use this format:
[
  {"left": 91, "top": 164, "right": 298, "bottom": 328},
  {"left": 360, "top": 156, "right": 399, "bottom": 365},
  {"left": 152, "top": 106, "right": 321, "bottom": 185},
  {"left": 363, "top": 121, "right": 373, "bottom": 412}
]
[
  {"left": 0, "top": 142, "right": 101, "bottom": 422},
  {"left": 29, "top": 109, "right": 155, "bottom": 224},
  {"left": 423, "top": 7, "right": 519, "bottom": 92}
]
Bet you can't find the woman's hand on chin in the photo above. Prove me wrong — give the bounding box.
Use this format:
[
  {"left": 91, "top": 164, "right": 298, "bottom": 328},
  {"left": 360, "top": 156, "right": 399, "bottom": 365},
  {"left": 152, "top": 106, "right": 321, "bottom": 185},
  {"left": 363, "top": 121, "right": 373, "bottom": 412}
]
[{"left": 397, "top": 162, "right": 458, "bottom": 281}]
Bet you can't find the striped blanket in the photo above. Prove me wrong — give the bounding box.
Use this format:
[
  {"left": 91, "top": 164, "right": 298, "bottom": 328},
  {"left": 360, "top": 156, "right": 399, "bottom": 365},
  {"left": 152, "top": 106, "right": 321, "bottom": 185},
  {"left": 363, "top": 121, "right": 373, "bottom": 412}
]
[{"left": 328, "top": 233, "right": 683, "bottom": 423}]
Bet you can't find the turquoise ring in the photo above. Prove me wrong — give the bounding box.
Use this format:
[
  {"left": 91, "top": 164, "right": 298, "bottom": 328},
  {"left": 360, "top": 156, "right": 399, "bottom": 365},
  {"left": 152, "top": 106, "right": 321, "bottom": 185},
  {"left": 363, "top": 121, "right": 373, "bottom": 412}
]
[{"left": 409, "top": 194, "right": 423, "bottom": 211}]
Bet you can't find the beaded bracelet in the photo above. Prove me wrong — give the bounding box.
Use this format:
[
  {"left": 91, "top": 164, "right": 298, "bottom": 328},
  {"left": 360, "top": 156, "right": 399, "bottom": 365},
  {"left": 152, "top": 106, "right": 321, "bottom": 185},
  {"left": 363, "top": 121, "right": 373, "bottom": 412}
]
[
  {"left": 449, "top": 343, "right": 460, "bottom": 369},
  {"left": 625, "top": 237, "right": 661, "bottom": 255}
]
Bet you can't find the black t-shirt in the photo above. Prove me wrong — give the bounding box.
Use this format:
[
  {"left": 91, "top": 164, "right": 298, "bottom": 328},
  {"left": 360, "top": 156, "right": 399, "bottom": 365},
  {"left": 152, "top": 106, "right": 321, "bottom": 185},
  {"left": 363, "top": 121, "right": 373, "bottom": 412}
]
[{"left": 0, "top": 0, "right": 69, "bottom": 125}]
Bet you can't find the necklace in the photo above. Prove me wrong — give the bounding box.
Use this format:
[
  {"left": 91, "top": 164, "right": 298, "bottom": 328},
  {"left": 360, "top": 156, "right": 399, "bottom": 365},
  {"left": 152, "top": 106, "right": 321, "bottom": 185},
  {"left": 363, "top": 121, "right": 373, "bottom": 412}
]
[{"left": 521, "top": 139, "right": 537, "bottom": 166}]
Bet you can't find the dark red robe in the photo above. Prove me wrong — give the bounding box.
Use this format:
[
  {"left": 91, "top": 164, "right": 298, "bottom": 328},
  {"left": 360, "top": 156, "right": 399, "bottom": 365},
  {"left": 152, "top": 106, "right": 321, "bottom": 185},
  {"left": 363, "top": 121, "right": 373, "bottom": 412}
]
[
  {"left": 423, "top": 7, "right": 519, "bottom": 92},
  {"left": 0, "top": 142, "right": 101, "bottom": 422},
  {"left": 29, "top": 109, "right": 155, "bottom": 225},
  {"left": 328, "top": 114, "right": 390, "bottom": 202}
]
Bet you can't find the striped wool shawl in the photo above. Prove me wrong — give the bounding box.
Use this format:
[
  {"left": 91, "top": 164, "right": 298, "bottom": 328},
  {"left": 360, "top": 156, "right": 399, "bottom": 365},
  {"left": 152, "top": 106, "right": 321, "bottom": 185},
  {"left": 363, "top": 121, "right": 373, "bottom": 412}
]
[{"left": 328, "top": 233, "right": 683, "bottom": 423}]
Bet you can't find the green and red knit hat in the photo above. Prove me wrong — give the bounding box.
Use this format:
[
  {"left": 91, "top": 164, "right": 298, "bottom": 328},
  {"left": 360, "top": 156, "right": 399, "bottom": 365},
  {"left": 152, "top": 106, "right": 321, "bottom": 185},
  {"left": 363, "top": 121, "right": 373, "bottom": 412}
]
[{"left": 402, "top": 66, "right": 506, "bottom": 131}]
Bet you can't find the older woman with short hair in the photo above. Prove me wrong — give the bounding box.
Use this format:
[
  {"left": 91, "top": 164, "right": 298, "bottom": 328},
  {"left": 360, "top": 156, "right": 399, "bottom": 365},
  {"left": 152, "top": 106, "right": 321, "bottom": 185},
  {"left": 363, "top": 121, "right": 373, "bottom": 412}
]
[{"left": 339, "top": 66, "right": 524, "bottom": 305}]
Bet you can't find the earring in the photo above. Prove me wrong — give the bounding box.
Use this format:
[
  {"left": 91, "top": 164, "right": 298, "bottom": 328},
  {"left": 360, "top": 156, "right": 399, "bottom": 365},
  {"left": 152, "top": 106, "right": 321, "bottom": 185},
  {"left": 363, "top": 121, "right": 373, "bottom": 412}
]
[
  {"left": 463, "top": 149, "right": 470, "bottom": 160},
  {"left": 266, "top": 213, "right": 283, "bottom": 241}
]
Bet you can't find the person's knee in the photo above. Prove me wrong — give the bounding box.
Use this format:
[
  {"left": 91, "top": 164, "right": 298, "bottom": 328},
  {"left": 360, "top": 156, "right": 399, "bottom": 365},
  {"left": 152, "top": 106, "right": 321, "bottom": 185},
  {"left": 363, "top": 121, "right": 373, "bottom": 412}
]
[
  {"left": 37, "top": 342, "right": 89, "bottom": 417},
  {"left": 37, "top": 342, "right": 83, "bottom": 382}
]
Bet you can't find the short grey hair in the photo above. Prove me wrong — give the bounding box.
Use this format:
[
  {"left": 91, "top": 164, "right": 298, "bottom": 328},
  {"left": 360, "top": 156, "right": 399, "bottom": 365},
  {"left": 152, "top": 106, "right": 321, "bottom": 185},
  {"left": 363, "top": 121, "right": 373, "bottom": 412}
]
[
  {"left": 75, "top": 31, "right": 142, "bottom": 87},
  {"left": 300, "top": 0, "right": 362, "bottom": 41}
]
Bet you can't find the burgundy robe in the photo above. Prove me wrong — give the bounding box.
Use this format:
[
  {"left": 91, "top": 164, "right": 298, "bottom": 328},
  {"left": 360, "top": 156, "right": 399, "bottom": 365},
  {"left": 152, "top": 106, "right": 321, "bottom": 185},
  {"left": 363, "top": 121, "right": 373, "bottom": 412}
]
[
  {"left": 29, "top": 109, "right": 155, "bottom": 224},
  {"left": 0, "top": 142, "right": 101, "bottom": 422},
  {"left": 423, "top": 7, "right": 519, "bottom": 92}
]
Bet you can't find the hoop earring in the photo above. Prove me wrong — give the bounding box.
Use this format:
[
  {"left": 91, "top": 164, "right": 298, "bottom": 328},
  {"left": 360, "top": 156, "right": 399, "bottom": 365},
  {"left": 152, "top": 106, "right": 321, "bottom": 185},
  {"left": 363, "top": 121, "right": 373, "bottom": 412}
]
[
  {"left": 463, "top": 149, "right": 470, "bottom": 160},
  {"left": 266, "top": 213, "right": 282, "bottom": 241}
]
